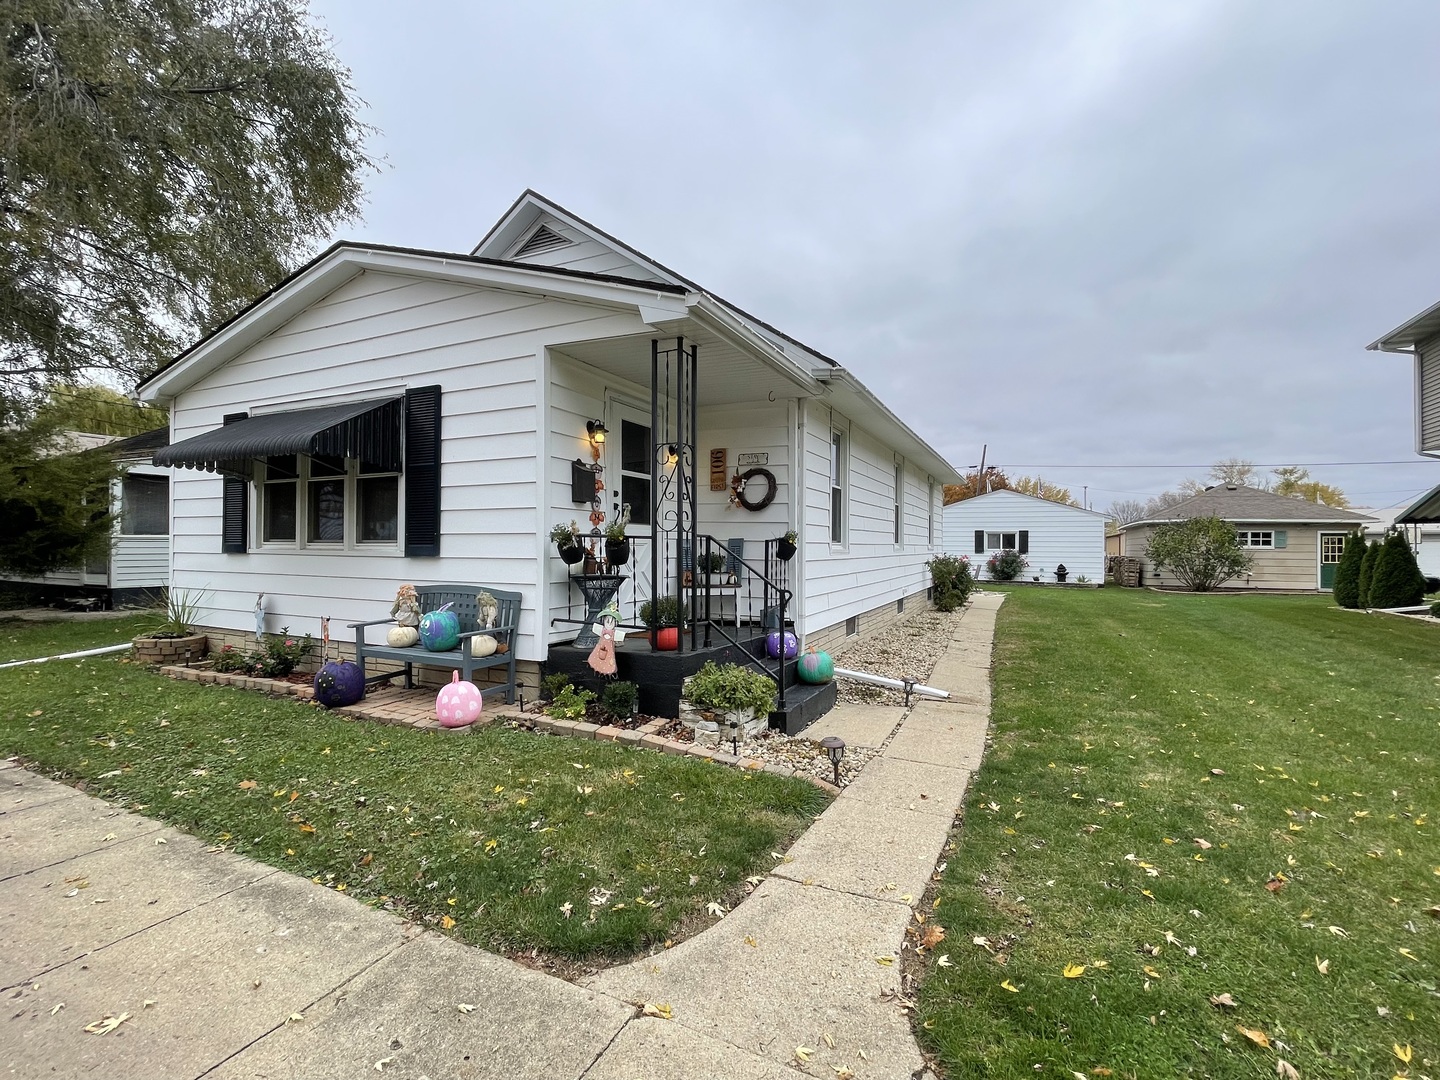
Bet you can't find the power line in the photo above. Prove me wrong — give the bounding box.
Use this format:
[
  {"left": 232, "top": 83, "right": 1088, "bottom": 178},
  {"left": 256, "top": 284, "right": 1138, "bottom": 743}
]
[{"left": 994, "top": 460, "right": 1440, "bottom": 470}]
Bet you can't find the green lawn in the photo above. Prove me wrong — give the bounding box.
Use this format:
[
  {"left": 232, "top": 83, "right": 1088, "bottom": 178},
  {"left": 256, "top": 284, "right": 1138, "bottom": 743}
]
[
  {"left": 920, "top": 588, "right": 1438, "bottom": 1079},
  {"left": 0, "top": 621, "right": 827, "bottom": 964},
  {"left": 0, "top": 614, "right": 155, "bottom": 664}
]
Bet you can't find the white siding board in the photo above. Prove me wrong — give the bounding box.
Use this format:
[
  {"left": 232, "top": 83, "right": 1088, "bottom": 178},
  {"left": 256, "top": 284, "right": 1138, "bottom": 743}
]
[
  {"left": 1419, "top": 338, "right": 1440, "bottom": 455},
  {"left": 111, "top": 536, "right": 169, "bottom": 589},
  {"left": 508, "top": 217, "right": 667, "bottom": 284}
]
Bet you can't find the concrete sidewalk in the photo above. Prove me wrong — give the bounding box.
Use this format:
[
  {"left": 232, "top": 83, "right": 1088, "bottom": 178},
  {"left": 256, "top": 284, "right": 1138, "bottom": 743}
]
[{"left": 0, "top": 594, "right": 1002, "bottom": 1080}]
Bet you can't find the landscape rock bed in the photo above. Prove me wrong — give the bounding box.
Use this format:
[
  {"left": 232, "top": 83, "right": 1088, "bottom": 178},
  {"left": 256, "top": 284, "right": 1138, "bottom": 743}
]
[{"left": 830, "top": 605, "right": 969, "bottom": 706}]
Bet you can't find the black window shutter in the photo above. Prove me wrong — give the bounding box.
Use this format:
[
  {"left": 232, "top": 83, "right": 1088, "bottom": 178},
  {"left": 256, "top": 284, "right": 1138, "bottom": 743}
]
[
  {"left": 221, "top": 412, "right": 248, "bottom": 553},
  {"left": 974, "top": 530, "right": 984, "bottom": 554},
  {"left": 404, "top": 385, "right": 442, "bottom": 557},
  {"left": 1018, "top": 530, "right": 1029, "bottom": 555}
]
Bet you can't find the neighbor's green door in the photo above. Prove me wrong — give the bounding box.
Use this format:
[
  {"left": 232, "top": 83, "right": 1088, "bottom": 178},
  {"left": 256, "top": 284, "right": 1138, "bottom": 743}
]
[{"left": 1319, "top": 533, "right": 1346, "bottom": 589}]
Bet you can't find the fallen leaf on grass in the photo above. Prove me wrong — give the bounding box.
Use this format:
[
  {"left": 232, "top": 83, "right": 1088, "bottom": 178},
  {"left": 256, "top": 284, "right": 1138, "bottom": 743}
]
[
  {"left": 1315, "top": 957, "right": 1330, "bottom": 975},
  {"left": 49, "top": 1003, "right": 64, "bottom": 1016},
  {"left": 641, "top": 1002, "right": 673, "bottom": 1020},
  {"left": 560, "top": 902, "right": 573, "bottom": 919},
  {"left": 1397, "top": 948, "right": 1419, "bottom": 962},
  {"left": 84, "top": 1013, "right": 129, "bottom": 1035},
  {"left": 706, "top": 901, "right": 726, "bottom": 918},
  {"left": 439, "top": 915, "right": 456, "bottom": 930},
  {"left": 1264, "top": 877, "right": 1286, "bottom": 893},
  {"left": 1276, "top": 1060, "right": 1299, "bottom": 1079},
  {"left": 936, "top": 954, "right": 952, "bottom": 967},
  {"left": 457, "top": 1003, "right": 475, "bottom": 1014},
  {"left": 919, "top": 924, "right": 946, "bottom": 949},
  {"left": 1000, "top": 979, "right": 1020, "bottom": 992},
  {"left": 1327, "top": 925, "right": 1349, "bottom": 938},
  {"left": 1194, "top": 838, "right": 1212, "bottom": 849},
  {"left": 1063, "top": 963, "right": 1086, "bottom": 978},
  {"left": 238, "top": 780, "right": 257, "bottom": 790},
  {"left": 1143, "top": 966, "right": 1162, "bottom": 979},
  {"left": 1394, "top": 1044, "right": 1413, "bottom": 1064},
  {"left": 1209, "top": 993, "right": 1237, "bottom": 1008},
  {"left": 1237, "top": 1025, "right": 1270, "bottom": 1049}
]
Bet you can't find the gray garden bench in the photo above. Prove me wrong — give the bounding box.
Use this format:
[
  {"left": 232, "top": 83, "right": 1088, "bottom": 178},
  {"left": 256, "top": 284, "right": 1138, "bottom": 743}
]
[{"left": 349, "top": 585, "right": 521, "bottom": 704}]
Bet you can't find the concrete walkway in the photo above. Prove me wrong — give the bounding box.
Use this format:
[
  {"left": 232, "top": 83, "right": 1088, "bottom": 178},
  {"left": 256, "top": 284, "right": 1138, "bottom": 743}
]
[{"left": 0, "top": 594, "right": 1002, "bottom": 1080}]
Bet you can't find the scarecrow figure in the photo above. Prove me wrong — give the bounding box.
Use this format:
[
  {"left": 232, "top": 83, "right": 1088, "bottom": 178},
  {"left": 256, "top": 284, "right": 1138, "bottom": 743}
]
[
  {"left": 390, "top": 584, "right": 421, "bottom": 628},
  {"left": 586, "top": 603, "right": 625, "bottom": 677}
]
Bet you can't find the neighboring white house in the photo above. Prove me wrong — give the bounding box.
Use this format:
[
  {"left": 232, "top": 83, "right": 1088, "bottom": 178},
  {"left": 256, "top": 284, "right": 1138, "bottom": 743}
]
[
  {"left": 138, "top": 190, "right": 962, "bottom": 694},
  {"left": 1355, "top": 501, "right": 1440, "bottom": 580},
  {"left": 1, "top": 427, "right": 172, "bottom": 606},
  {"left": 943, "top": 488, "right": 1106, "bottom": 583}
]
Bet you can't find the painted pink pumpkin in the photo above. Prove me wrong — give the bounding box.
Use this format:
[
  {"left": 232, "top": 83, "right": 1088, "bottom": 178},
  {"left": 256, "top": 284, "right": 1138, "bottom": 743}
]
[{"left": 436, "top": 670, "right": 482, "bottom": 727}]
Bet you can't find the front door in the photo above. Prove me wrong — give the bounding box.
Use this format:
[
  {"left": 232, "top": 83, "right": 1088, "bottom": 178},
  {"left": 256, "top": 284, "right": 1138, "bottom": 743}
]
[{"left": 1318, "top": 532, "right": 1346, "bottom": 590}]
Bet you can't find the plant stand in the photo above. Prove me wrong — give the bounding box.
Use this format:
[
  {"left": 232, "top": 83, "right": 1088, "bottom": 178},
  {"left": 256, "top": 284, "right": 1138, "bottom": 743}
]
[{"left": 569, "top": 573, "right": 626, "bottom": 648}]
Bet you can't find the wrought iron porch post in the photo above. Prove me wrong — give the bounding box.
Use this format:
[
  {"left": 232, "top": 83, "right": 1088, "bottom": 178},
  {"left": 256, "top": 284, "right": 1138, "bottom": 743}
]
[{"left": 650, "top": 338, "right": 659, "bottom": 653}]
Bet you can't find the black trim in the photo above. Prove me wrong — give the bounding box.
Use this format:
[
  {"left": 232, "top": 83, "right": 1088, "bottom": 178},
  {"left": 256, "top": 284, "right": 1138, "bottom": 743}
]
[
  {"left": 1018, "top": 530, "right": 1029, "bottom": 555},
  {"left": 404, "top": 386, "right": 442, "bottom": 557},
  {"left": 221, "top": 412, "right": 248, "bottom": 553},
  {"left": 974, "top": 530, "right": 984, "bottom": 555},
  {"left": 155, "top": 397, "right": 401, "bottom": 474}
]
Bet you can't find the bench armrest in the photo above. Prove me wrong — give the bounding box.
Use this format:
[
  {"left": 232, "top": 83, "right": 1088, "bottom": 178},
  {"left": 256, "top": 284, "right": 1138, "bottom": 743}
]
[
  {"left": 457, "top": 624, "right": 516, "bottom": 641},
  {"left": 348, "top": 618, "right": 397, "bottom": 629}
]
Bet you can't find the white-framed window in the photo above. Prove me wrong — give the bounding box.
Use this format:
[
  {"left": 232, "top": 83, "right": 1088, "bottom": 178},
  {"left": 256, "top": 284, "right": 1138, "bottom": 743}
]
[
  {"left": 259, "top": 453, "right": 400, "bottom": 550},
  {"left": 927, "top": 479, "right": 936, "bottom": 547},
  {"left": 830, "top": 424, "right": 847, "bottom": 545},
  {"left": 985, "top": 531, "right": 1019, "bottom": 550},
  {"left": 893, "top": 458, "right": 904, "bottom": 545},
  {"left": 1237, "top": 530, "right": 1274, "bottom": 548}
]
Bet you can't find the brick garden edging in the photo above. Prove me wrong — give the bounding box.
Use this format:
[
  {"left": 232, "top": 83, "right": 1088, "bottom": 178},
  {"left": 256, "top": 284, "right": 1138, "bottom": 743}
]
[{"left": 155, "top": 664, "right": 840, "bottom": 793}]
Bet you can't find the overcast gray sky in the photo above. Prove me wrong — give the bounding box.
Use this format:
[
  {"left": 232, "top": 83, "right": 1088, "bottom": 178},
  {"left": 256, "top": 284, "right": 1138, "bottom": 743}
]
[{"left": 309, "top": 0, "right": 1440, "bottom": 512}]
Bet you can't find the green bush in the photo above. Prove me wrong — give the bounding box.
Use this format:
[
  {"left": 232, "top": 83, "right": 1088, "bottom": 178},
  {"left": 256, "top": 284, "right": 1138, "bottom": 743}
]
[
  {"left": 1368, "top": 531, "right": 1425, "bottom": 609},
  {"left": 684, "top": 661, "right": 776, "bottom": 716},
  {"left": 600, "top": 680, "right": 639, "bottom": 719},
  {"left": 639, "top": 594, "right": 684, "bottom": 629},
  {"left": 1357, "top": 541, "right": 1379, "bottom": 607},
  {"left": 546, "top": 684, "right": 593, "bottom": 721},
  {"left": 540, "top": 672, "right": 572, "bottom": 701},
  {"left": 1145, "top": 516, "right": 1253, "bottom": 592},
  {"left": 985, "top": 549, "right": 1028, "bottom": 581},
  {"left": 928, "top": 554, "right": 976, "bottom": 612},
  {"left": 1332, "top": 532, "right": 1366, "bottom": 608},
  {"left": 209, "top": 630, "right": 313, "bottom": 677}
]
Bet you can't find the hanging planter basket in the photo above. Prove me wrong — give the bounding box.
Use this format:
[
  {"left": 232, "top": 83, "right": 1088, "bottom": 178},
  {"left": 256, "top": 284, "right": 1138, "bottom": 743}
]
[
  {"left": 776, "top": 537, "right": 797, "bottom": 562},
  {"left": 605, "top": 538, "right": 630, "bottom": 566},
  {"left": 558, "top": 543, "right": 586, "bottom": 565}
]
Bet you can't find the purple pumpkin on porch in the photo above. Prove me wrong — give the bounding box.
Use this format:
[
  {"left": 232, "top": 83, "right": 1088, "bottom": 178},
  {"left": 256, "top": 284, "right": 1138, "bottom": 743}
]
[
  {"left": 766, "top": 630, "right": 798, "bottom": 659},
  {"left": 419, "top": 604, "right": 460, "bottom": 652},
  {"left": 314, "top": 660, "right": 364, "bottom": 708},
  {"left": 436, "top": 670, "right": 482, "bottom": 727},
  {"left": 797, "top": 647, "right": 834, "bottom": 684}
]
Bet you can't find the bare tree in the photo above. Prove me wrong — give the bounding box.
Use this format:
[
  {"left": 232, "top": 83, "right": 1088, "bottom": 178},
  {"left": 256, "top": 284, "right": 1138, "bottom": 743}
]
[
  {"left": 1107, "top": 498, "right": 1150, "bottom": 525},
  {"left": 1209, "top": 459, "right": 1265, "bottom": 489}
]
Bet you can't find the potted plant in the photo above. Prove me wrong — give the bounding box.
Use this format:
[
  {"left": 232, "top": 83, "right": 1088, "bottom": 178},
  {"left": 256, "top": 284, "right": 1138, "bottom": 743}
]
[
  {"left": 603, "top": 512, "right": 630, "bottom": 567},
  {"left": 639, "top": 594, "right": 684, "bottom": 650},
  {"left": 132, "top": 587, "right": 210, "bottom": 665},
  {"left": 550, "top": 521, "right": 584, "bottom": 565},
  {"left": 682, "top": 661, "right": 776, "bottom": 732},
  {"left": 776, "top": 529, "right": 798, "bottom": 561},
  {"left": 701, "top": 549, "right": 730, "bottom": 584}
]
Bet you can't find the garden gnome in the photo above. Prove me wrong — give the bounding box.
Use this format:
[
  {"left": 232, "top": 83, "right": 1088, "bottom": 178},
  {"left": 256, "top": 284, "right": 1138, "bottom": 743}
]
[
  {"left": 253, "top": 593, "right": 265, "bottom": 641},
  {"left": 390, "top": 584, "right": 421, "bottom": 628},
  {"left": 586, "top": 603, "right": 625, "bottom": 677}
]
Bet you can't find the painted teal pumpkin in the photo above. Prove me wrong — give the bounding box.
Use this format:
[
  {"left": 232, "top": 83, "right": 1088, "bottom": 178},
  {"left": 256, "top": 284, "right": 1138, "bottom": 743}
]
[
  {"left": 419, "top": 604, "right": 460, "bottom": 651},
  {"left": 797, "top": 648, "right": 834, "bottom": 684}
]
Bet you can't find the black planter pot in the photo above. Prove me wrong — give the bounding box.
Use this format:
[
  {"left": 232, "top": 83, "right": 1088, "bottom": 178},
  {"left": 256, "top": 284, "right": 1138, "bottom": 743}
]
[
  {"left": 776, "top": 538, "right": 797, "bottom": 561},
  {"left": 558, "top": 543, "right": 585, "bottom": 565},
  {"left": 605, "top": 538, "right": 630, "bottom": 567}
]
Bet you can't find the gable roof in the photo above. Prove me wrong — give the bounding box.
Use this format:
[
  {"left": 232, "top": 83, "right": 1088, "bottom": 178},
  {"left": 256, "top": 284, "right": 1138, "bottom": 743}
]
[
  {"left": 472, "top": 189, "right": 840, "bottom": 370},
  {"left": 942, "top": 487, "right": 1108, "bottom": 518},
  {"left": 1118, "top": 484, "right": 1373, "bottom": 529}
]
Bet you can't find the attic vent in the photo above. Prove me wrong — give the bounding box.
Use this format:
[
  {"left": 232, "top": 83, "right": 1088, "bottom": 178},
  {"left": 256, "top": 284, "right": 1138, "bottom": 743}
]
[{"left": 514, "top": 224, "right": 572, "bottom": 258}]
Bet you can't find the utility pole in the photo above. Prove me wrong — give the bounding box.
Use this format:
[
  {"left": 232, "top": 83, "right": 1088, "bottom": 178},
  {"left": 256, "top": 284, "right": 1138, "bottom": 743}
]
[{"left": 976, "top": 444, "right": 987, "bottom": 495}]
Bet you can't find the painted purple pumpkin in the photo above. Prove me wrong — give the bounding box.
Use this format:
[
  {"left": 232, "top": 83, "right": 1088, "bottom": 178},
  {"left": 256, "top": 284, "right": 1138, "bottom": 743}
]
[
  {"left": 797, "top": 648, "right": 834, "bottom": 684},
  {"left": 436, "top": 670, "right": 483, "bottom": 727},
  {"left": 314, "top": 660, "right": 365, "bottom": 708},
  {"left": 766, "top": 630, "right": 799, "bottom": 659}
]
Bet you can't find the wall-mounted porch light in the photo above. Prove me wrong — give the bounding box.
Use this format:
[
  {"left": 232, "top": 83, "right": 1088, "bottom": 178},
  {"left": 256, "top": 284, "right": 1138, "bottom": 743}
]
[
  {"left": 665, "top": 443, "right": 680, "bottom": 466},
  {"left": 586, "top": 419, "right": 608, "bottom": 446},
  {"left": 819, "top": 736, "right": 846, "bottom": 786}
]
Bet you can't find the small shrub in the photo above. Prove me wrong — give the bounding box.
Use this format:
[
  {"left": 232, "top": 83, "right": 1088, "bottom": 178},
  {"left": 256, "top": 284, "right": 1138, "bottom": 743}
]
[
  {"left": 1145, "top": 517, "right": 1253, "bottom": 592},
  {"left": 600, "top": 680, "right": 639, "bottom": 719},
  {"left": 684, "top": 661, "right": 776, "bottom": 716},
  {"left": 540, "top": 672, "right": 573, "bottom": 701},
  {"left": 546, "top": 684, "right": 593, "bottom": 721},
  {"left": 211, "top": 643, "right": 253, "bottom": 673},
  {"left": 256, "top": 630, "right": 313, "bottom": 677},
  {"left": 639, "top": 594, "right": 684, "bottom": 629},
  {"left": 1430, "top": 601, "right": 1440, "bottom": 617},
  {"left": 1426, "top": 576, "right": 1440, "bottom": 595},
  {"left": 1357, "top": 541, "right": 1379, "bottom": 607},
  {"left": 1368, "top": 531, "right": 1425, "bottom": 609},
  {"left": 928, "top": 553, "right": 975, "bottom": 612},
  {"left": 1332, "top": 532, "right": 1366, "bottom": 609},
  {"left": 985, "top": 549, "right": 1028, "bottom": 581}
]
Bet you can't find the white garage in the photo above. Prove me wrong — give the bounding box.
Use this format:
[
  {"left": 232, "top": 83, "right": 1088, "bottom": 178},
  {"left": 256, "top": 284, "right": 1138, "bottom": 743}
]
[{"left": 943, "top": 488, "right": 1107, "bottom": 584}]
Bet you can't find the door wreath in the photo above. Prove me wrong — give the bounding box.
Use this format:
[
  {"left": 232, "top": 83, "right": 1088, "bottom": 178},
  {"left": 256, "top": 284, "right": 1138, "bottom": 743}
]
[{"left": 730, "top": 467, "right": 778, "bottom": 511}]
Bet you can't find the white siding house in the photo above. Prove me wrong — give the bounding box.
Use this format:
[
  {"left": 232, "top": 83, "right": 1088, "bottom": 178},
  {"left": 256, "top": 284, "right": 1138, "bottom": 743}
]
[
  {"left": 138, "top": 191, "right": 960, "bottom": 692},
  {"left": 943, "top": 489, "right": 1106, "bottom": 583}
]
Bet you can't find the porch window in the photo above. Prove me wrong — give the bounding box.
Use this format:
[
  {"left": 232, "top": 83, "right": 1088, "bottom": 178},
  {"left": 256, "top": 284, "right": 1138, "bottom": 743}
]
[
  {"left": 120, "top": 474, "right": 168, "bottom": 535},
  {"left": 1236, "top": 530, "right": 1274, "bottom": 548},
  {"left": 893, "top": 459, "right": 904, "bottom": 545},
  {"left": 831, "top": 427, "right": 847, "bottom": 544}
]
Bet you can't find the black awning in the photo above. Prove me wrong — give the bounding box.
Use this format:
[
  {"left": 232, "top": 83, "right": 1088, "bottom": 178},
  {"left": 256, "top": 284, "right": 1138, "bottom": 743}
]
[
  {"left": 1397, "top": 482, "right": 1440, "bottom": 525},
  {"left": 154, "top": 397, "right": 403, "bottom": 474}
]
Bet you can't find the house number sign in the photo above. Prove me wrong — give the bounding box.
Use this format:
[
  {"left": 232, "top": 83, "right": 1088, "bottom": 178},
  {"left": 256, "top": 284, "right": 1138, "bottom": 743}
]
[
  {"left": 737, "top": 452, "right": 769, "bottom": 466},
  {"left": 710, "top": 448, "right": 728, "bottom": 491}
]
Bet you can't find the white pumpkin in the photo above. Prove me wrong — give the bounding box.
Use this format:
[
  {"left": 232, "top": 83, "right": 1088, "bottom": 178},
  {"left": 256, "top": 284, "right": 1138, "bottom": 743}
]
[
  {"left": 470, "top": 634, "right": 499, "bottom": 658},
  {"left": 387, "top": 625, "right": 420, "bottom": 648}
]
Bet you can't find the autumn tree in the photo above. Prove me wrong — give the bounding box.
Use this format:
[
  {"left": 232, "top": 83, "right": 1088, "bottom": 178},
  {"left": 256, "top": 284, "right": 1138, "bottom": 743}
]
[
  {"left": 943, "top": 468, "right": 1012, "bottom": 504},
  {"left": 1, "top": 0, "right": 375, "bottom": 393},
  {"left": 1012, "top": 476, "right": 1079, "bottom": 506},
  {"left": 1272, "top": 466, "right": 1348, "bottom": 508}
]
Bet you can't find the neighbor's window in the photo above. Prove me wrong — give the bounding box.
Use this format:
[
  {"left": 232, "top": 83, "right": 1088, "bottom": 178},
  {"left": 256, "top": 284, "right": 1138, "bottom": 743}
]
[
  {"left": 120, "top": 474, "right": 169, "bottom": 535},
  {"left": 893, "top": 459, "right": 904, "bottom": 545},
  {"left": 830, "top": 426, "right": 847, "bottom": 544},
  {"left": 260, "top": 454, "right": 399, "bottom": 549},
  {"left": 985, "top": 531, "right": 1018, "bottom": 550},
  {"left": 1236, "top": 530, "right": 1274, "bottom": 548}
]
